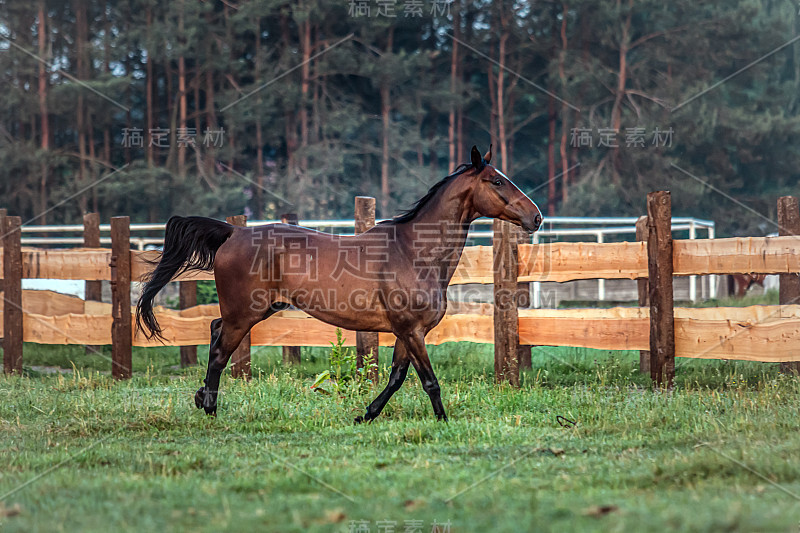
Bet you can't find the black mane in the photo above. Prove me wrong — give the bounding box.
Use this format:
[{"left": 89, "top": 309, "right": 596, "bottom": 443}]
[{"left": 379, "top": 163, "right": 475, "bottom": 225}]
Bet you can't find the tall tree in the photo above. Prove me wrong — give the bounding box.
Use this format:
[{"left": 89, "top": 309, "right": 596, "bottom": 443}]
[{"left": 37, "top": 0, "right": 49, "bottom": 222}]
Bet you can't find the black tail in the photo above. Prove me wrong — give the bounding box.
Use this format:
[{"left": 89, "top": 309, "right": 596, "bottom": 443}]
[{"left": 136, "top": 216, "right": 234, "bottom": 340}]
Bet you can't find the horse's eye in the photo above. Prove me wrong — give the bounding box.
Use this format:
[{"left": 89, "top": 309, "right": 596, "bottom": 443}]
[{"left": 493, "top": 178, "right": 503, "bottom": 186}]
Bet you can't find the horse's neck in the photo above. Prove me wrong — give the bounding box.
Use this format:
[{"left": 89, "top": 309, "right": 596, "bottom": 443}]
[{"left": 397, "top": 181, "right": 476, "bottom": 285}]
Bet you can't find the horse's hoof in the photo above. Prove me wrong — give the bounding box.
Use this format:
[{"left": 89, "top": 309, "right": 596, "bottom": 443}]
[
  {"left": 194, "top": 388, "right": 205, "bottom": 409},
  {"left": 354, "top": 415, "right": 364, "bottom": 425}
]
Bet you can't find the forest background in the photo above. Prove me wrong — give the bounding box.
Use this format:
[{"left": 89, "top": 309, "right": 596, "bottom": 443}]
[{"left": 2, "top": 0, "right": 799, "bottom": 237}]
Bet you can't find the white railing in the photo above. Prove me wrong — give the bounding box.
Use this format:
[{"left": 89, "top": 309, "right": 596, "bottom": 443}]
[
  {"left": 19, "top": 216, "right": 715, "bottom": 245},
  {"left": 19, "top": 216, "right": 715, "bottom": 303}
]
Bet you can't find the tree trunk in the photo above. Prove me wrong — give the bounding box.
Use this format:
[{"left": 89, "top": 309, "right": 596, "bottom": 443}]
[
  {"left": 88, "top": 111, "right": 97, "bottom": 212},
  {"left": 486, "top": 10, "right": 498, "bottom": 152},
  {"left": 205, "top": 66, "right": 216, "bottom": 173},
  {"left": 572, "top": 7, "right": 590, "bottom": 185},
  {"left": 429, "top": 120, "right": 438, "bottom": 182},
  {"left": 224, "top": 3, "right": 234, "bottom": 171},
  {"left": 73, "top": 0, "right": 88, "bottom": 213},
  {"left": 547, "top": 95, "right": 556, "bottom": 216},
  {"left": 311, "top": 24, "right": 321, "bottom": 146},
  {"left": 496, "top": 8, "right": 509, "bottom": 171},
  {"left": 559, "top": 3, "right": 570, "bottom": 205},
  {"left": 448, "top": 2, "right": 459, "bottom": 171},
  {"left": 456, "top": 107, "right": 464, "bottom": 165},
  {"left": 37, "top": 0, "right": 49, "bottom": 223},
  {"left": 177, "top": 0, "right": 187, "bottom": 178},
  {"left": 507, "top": 90, "right": 516, "bottom": 174},
  {"left": 146, "top": 6, "right": 154, "bottom": 166},
  {"left": 103, "top": 3, "right": 112, "bottom": 171},
  {"left": 415, "top": 93, "right": 425, "bottom": 168},
  {"left": 280, "top": 13, "right": 295, "bottom": 199},
  {"left": 487, "top": 63, "right": 497, "bottom": 149},
  {"left": 285, "top": 111, "right": 297, "bottom": 191},
  {"left": 610, "top": 0, "right": 633, "bottom": 185},
  {"left": 297, "top": 15, "right": 311, "bottom": 197},
  {"left": 165, "top": 58, "right": 174, "bottom": 169},
  {"left": 194, "top": 74, "right": 203, "bottom": 183},
  {"left": 254, "top": 18, "right": 264, "bottom": 218},
  {"left": 380, "top": 28, "right": 394, "bottom": 217}
]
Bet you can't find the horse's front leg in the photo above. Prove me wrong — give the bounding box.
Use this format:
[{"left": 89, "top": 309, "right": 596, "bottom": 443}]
[
  {"left": 404, "top": 329, "right": 447, "bottom": 421},
  {"left": 355, "top": 340, "right": 410, "bottom": 424}
]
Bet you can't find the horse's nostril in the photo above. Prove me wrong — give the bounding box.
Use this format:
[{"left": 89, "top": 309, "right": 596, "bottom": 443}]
[{"left": 534, "top": 214, "right": 542, "bottom": 227}]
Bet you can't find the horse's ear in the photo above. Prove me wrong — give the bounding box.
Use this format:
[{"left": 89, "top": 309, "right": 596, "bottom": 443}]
[
  {"left": 483, "top": 144, "right": 492, "bottom": 164},
  {"left": 471, "top": 145, "right": 484, "bottom": 170}
]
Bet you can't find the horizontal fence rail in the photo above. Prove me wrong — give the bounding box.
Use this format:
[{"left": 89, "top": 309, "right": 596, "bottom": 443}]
[{"left": 2, "top": 235, "right": 797, "bottom": 283}]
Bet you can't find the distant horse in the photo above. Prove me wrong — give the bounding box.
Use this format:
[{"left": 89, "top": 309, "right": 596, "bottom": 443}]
[
  {"left": 729, "top": 273, "right": 767, "bottom": 298},
  {"left": 137, "top": 146, "right": 542, "bottom": 422}
]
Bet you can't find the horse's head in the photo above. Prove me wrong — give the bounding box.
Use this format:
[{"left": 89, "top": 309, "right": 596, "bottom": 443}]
[{"left": 468, "top": 145, "right": 543, "bottom": 233}]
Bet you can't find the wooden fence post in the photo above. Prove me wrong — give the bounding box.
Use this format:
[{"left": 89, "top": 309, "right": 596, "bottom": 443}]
[
  {"left": 647, "top": 192, "right": 675, "bottom": 387},
  {"left": 279, "top": 213, "right": 302, "bottom": 365},
  {"left": 3, "top": 216, "right": 23, "bottom": 374},
  {"left": 636, "top": 215, "right": 652, "bottom": 374},
  {"left": 110, "top": 216, "right": 132, "bottom": 379},
  {"left": 493, "top": 219, "right": 522, "bottom": 386},
  {"left": 778, "top": 196, "right": 800, "bottom": 373},
  {"left": 354, "top": 197, "right": 379, "bottom": 382},
  {"left": 84, "top": 213, "right": 103, "bottom": 355},
  {"left": 83, "top": 213, "right": 102, "bottom": 300},
  {"left": 0, "top": 208, "right": 6, "bottom": 352},
  {"left": 179, "top": 280, "right": 197, "bottom": 367},
  {"left": 226, "top": 214, "right": 251, "bottom": 379}
]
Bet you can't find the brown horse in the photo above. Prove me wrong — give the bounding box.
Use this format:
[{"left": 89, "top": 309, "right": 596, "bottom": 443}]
[
  {"left": 137, "top": 146, "right": 542, "bottom": 422},
  {"left": 729, "top": 273, "right": 767, "bottom": 298}
]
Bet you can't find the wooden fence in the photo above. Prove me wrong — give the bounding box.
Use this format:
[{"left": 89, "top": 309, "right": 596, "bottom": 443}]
[{"left": 1, "top": 191, "right": 800, "bottom": 386}]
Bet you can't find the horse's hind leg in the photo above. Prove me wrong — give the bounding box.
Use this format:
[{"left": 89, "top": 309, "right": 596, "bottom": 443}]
[
  {"left": 195, "top": 302, "right": 290, "bottom": 415},
  {"left": 355, "top": 340, "right": 410, "bottom": 424},
  {"left": 194, "top": 318, "right": 222, "bottom": 410},
  {"left": 195, "top": 318, "right": 250, "bottom": 415}
]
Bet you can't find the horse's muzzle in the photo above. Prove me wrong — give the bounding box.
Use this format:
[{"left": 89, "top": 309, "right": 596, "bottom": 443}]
[{"left": 522, "top": 214, "right": 543, "bottom": 233}]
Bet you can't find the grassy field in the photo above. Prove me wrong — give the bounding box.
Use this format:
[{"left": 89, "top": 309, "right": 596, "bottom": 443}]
[{"left": 2, "top": 334, "right": 800, "bottom": 532}]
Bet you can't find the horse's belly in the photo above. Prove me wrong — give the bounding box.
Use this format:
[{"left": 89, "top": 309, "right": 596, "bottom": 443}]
[
  {"left": 274, "top": 277, "right": 392, "bottom": 332},
  {"left": 302, "top": 307, "right": 393, "bottom": 333}
]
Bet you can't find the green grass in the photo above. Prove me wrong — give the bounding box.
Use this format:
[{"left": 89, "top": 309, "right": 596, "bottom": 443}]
[
  {"left": 2, "top": 341, "right": 800, "bottom": 532},
  {"left": 561, "top": 288, "right": 780, "bottom": 310},
  {"left": 688, "top": 288, "right": 779, "bottom": 308}
]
